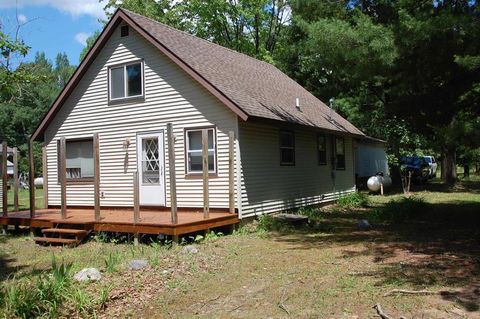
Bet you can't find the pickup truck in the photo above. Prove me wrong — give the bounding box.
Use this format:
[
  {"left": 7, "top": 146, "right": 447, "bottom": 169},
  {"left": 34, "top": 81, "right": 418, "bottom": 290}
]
[
  {"left": 423, "top": 156, "right": 438, "bottom": 178},
  {"left": 400, "top": 156, "right": 431, "bottom": 182}
]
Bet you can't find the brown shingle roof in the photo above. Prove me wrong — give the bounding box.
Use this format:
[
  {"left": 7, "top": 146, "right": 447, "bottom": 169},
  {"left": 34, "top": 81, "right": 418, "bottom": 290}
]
[
  {"left": 31, "top": 9, "right": 364, "bottom": 141},
  {"left": 123, "top": 9, "right": 364, "bottom": 137}
]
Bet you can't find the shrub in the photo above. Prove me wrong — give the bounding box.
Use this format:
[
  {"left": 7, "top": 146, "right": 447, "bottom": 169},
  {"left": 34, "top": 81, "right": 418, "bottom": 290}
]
[{"left": 337, "top": 192, "right": 369, "bottom": 209}]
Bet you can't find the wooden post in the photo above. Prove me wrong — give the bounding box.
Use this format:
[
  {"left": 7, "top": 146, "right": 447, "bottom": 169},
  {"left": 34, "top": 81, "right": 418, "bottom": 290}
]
[
  {"left": 133, "top": 171, "right": 139, "bottom": 224},
  {"left": 202, "top": 129, "right": 209, "bottom": 219},
  {"left": 228, "top": 131, "right": 235, "bottom": 214},
  {"left": 28, "top": 140, "right": 35, "bottom": 218},
  {"left": 13, "top": 147, "right": 19, "bottom": 212},
  {"left": 93, "top": 133, "right": 100, "bottom": 221},
  {"left": 167, "top": 123, "right": 178, "bottom": 224},
  {"left": 133, "top": 171, "right": 140, "bottom": 246},
  {"left": 41, "top": 146, "right": 48, "bottom": 209},
  {"left": 59, "top": 137, "right": 67, "bottom": 219},
  {"left": 2, "top": 142, "right": 7, "bottom": 217}
]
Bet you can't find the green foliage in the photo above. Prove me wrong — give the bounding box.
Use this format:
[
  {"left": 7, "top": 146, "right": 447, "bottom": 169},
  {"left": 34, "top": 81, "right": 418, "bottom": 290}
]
[
  {"left": 104, "top": 252, "right": 121, "bottom": 273},
  {"left": 280, "top": 0, "right": 480, "bottom": 182},
  {"left": 2, "top": 255, "right": 73, "bottom": 318},
  {"left": 365, "top": 196, "right": 427, "bottom": 224},
  {"left": 337, "top": 192, "right": 370, "bottom": 209},
  {"left": 79, "top": 31, "right": 101, "bottom": 63},
  {"left": 256, "top": 214, "right": 278, "bottom": 232},
  {"left": 204, "top": 231, "right": 223, "bottom": 242},
  {"left": 104, "top": 0, "right": 290, "bottom": 61}
]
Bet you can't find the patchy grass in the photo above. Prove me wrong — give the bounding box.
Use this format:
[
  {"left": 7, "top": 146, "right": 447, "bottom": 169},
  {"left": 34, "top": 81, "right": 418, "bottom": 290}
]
[
  {"left": 0, "top": 178, "right": 479, "bottom": 318},
  {"left": 337, "top": 191, "right": 370, "bottom": 209}
]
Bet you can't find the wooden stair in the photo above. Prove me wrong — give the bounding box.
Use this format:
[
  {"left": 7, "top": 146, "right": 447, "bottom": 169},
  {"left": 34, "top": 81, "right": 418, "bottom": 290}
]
[{"left": 34, "top": 224, "right": 92, "bottom": 246}]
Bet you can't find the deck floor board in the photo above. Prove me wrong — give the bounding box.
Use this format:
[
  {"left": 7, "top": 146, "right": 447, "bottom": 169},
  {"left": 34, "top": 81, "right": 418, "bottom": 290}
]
[{"left": 0, "top": 208, "right": 239, "bottom": 235}]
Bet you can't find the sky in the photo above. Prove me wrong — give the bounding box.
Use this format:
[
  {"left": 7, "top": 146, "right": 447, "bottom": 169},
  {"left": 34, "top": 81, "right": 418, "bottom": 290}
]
[{"left": 0, "top": 0, "right": 109, "bottom": 66}]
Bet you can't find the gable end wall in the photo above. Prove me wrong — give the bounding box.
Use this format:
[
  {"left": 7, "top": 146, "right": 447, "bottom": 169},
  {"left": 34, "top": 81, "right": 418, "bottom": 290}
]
[{"left": 44, "top": 25, "right": 238, "bottom": 209}]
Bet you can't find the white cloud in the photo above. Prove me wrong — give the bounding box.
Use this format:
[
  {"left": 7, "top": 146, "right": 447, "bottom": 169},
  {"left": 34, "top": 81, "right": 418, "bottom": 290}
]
[
  {"left": 74, "top": 32, "right": 89, "bottom": 46},
  {"left": 0, "top": 0, "right": 108, "bottom": 19},
  {"left": 17, "top": 13, "right": 28, "bottom": 24}
]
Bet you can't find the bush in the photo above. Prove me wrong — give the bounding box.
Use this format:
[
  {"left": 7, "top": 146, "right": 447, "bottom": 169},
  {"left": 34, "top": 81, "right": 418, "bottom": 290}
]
[{"left": 337, "top": 192, "right": 369, "bottom": 209}]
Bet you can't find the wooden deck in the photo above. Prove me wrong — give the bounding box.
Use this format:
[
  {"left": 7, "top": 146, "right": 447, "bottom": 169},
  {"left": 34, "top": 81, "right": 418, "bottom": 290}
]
[{"left": 0, "top": 208, "right": 239, "bottom": 236}]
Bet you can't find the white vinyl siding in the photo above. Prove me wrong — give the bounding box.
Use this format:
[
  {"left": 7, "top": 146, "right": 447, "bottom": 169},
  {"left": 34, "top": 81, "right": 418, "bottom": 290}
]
[
  {"left": 238, "top": 121, "right": 356, "bottom": 218},
  {"left": 44, "top": 26, "right": 238, "bottom": 208}
]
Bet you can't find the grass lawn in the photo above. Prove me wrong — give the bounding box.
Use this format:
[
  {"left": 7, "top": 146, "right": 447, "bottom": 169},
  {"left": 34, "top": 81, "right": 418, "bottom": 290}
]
[
  {"left": 0, "top": 177, "right": 479, "bottom": 318},
  {"left": 6, "top": 188, "right": 44, "bottom": 211}
]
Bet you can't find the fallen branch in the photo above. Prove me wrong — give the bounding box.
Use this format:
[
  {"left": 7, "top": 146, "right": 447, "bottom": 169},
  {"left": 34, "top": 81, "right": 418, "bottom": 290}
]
[
  {"left": 278, "top": 288, "right": 290, "bottom": 315},
  {"left": 384, "top": 289, "right": 438, "bottom": 297},
  {"left": 373, "top": 304, "right": 391, "bottom": 319}
]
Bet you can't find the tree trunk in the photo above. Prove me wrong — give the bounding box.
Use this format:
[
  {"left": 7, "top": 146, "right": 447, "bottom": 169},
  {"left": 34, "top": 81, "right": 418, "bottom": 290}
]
[
  {"left": 464, "top": 164, "right": 470, "bottom": 178},
  {"left": 442, "top": 147, "right": 457, "bottom": 184}
]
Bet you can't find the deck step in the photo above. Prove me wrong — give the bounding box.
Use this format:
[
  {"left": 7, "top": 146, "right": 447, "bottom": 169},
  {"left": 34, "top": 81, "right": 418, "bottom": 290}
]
[
  {"left": 42, "top": 228, "right": 88, "bottom": 236},
  {"left": 33, "top": 237, "right": 78, "bottom": 246}
]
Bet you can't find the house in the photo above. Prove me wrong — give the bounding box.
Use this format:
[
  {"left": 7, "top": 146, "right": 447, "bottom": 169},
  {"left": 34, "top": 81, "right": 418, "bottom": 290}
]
[
  {"left": 354, "top": 136, "right": 389, "bottom": 187},
  {"left": 2, "top": 9, "right": 365, "bottom": 241}
]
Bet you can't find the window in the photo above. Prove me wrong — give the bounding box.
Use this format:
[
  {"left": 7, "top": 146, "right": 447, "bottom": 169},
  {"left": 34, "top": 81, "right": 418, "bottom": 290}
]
[
  {"left": 280, "top": 130, "right": 295, "bottom": 165},
  {"left": 317, "top": 134, "right": 327, "bottom": 165},
  {"left": 109, "top": 61, "right": 143, "bottom": 101},
  {"left": 120, "top": 25, "right": 129, "bottom": 37},
  {"left": 185, "top": 128, "right": 216, "bottom": 174},
  {"left": 335, "top": 137, "right": 345, "bottom": 170},
  {"left": 58, "top": 139, "right": 94, "bottom": 180}
]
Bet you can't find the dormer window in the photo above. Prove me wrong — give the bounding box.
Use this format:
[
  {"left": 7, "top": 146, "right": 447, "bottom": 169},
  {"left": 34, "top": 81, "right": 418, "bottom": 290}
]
[{"left": 109, "top": 61, "right": 144, "bottom": 102}]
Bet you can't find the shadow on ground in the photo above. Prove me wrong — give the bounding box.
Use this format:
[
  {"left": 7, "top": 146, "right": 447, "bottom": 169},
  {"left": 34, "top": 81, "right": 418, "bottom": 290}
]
[{"left": 272, "top": 179, "right": 480, "bottom": 312}]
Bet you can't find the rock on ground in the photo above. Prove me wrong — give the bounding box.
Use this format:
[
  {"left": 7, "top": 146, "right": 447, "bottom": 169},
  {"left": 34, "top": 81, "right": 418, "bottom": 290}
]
[
  {"left": 357, "top": 219, "right": 371, "bottom": 231},
  {"left": 128, "top": 259, "right": 149, "bottom": 270},
  {"left": 74, "top": 268, "right": 102, "bottom": 282},
  {"left": 183, "top": 245, "right": 199, "bottom": 254}
]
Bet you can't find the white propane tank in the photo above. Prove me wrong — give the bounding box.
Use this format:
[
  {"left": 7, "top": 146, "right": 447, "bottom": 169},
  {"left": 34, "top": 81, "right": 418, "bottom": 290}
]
[
  {"left": 34, "top": 177, "right": 43, "bottom": 188},
  {"left": 367, "top": 175, "right": 382, "bottom": 192}
]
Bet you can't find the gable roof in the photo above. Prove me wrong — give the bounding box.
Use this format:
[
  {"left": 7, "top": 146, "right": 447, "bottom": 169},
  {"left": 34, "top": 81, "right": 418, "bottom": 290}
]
[{"left": 31, "top": 8, "right": 364, "bottom": 141}]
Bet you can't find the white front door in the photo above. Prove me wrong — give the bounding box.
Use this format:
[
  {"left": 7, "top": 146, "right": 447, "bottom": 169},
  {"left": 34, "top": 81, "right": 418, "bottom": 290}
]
[{"left": 136, "top": 131, "right": 165, "bottom": 206}]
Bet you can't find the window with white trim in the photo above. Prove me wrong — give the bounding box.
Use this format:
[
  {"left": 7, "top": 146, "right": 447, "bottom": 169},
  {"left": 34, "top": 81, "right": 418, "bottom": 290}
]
[
  {"left": 185, "top": 128, "right": 216, "bottom": 174},
  {"left": 109, "top": 61, "right": 143, "bottom": 101}
]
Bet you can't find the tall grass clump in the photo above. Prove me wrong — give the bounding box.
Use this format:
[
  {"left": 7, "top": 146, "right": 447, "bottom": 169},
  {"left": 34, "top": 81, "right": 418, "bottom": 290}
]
[
  {"left": 337, "top": 192, "right": 369, "bottom": 209},
  {"left": 2, "top": 256, "right": 73, "bottom": 318}
]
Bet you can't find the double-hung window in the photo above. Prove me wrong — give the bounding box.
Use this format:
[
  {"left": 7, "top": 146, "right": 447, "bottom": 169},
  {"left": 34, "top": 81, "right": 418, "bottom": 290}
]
[
  {"left": 109, "top": 61, "right": 143, "bottom": 101},
  {"left": 335, "top": 137, "right": 346, "bottom": 170},
  {"left": 185, "top": 128, "right": 216, "bottom": 174},
  {"left": 58, "top": 139, "right": 94, "bottom": 181},
  {"left": 317, "top": 134, "right": 327, "bottom": 165},
  {"left": 279, "top": 130, "right": 295, "bottom": 165}
]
